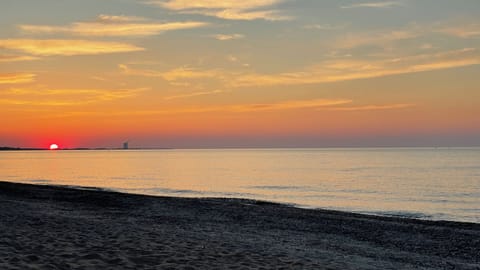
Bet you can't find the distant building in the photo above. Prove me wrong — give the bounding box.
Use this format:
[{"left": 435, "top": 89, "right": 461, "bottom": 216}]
[{"left": 123, "top": 142, "right": 129, "bottom": 149}]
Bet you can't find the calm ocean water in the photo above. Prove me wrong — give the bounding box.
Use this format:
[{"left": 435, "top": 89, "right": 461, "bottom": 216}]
[{"left": 1, "top": 148, "right": 479, "bottom": 223}]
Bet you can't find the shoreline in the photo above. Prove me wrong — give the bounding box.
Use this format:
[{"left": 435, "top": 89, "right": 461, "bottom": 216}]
[
  {"left": 1, "top": 181, "right": 479, "bottom": 269},
  {"left": 8, "top": 181, "right": 480, "bottom": 226},
  {"left": 9, "top": 180, "right": 478, "bottom": 224}
]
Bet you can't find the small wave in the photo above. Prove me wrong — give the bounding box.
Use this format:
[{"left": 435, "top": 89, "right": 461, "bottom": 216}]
[
  {"left": 247, "top": 185, "right": 309, "bottom": 191},
  {"left": 456, "top": 208, "right": 480, "bottom": 213},
  {"left": 340, "top": 167, "right": 376, "bottom": 172},
  {"left": 60, "top": 185, "right": 110, "bottom": 192},
  {"left": 149, "top": 187, "right": 204, "bottom": 195},
  {"left": 335, "top": 189, "right": 386, "bottom": 195},
  {"left": 365, "top": 210, "right": 432, "bottom": 219},
  {"left": 28, "top": 179, "right": 51, "bottom": 184},
  {"left": 128, "top": 187, "right": 256, "bottom": 198}
]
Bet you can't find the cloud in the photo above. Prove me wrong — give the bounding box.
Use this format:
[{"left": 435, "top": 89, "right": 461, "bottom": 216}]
[
  {"left": 303, "top": 24, "right": 347, "bottom": 30},
  {"left": 231, "top": 48, "right": 480, "bottom": 87},
  {"left": 0, "top": 39, "right": 144, "bottom": 56},
  {"left": 335, "top": 22, "right": 480, "bottom": 49},
  {"left": 45, "top": 98, "right": 354, "bottom": 118},
  {"left": 0, "top": 55, "right": 40, "bottom": 63},
  {"left": 148, "top": 0, "right": 289, "bottom": 21},
  {"left": 119, "top": 64, "right": 162, "bottom": 77},
  {"left": 186, "top": 9, "right": 290, "bottom": 21},
  {"left": 341, "top": 1, "right": 402, "bottom": 9},
  {"left": 164, "top": 89, "right": 224, "bottom": 100},
  {"left": 120, "top": 48, "right": 479, "bottom": 88},
  {"left": 0, "top": 73, "right": 36, "bottom": 84},
  {"left": 151, "top": 0, "right": 281, "bottom": 10},
  {"left": 157, "top": 67, "right": 222, "bottom": 82},
  {"left": 325, "top": 103, "right": 414, "bottom": 111},
  {"left": 227, "top": 55, "right": 238, "bottom": 62},
  {"left": 438, "top": 24, "right": 480, "bottom": 38},
  {"left": 0, "top": 87, "right": 147, "bottom": 106},
  {"left": 19, "top": 15, "right": 208, "bottom": 37},
  {"left": 96, "top": 14, "right": 147, "bottom": 23},
  {"left": 81, "top": 98, "right": 353, "bottom": 116},
  {"left": 119, "top": 64, "right": 223, "bottom": 82},
  {"left": 336, "top": 29, "right": 420, "bottom": 48},
  {"left": 230, "top": 99, "right": 352, "bottom": 112},
  {"left": 213, "top": 34, "right": 245, "bottom": 41},
  {"left": 419, "top": 43, "right": 434, "bottom": 50}
]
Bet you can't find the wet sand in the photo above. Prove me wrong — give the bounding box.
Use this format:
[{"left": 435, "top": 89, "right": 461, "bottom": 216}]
[{"left": 0, "top": 181, "right": 479, "bottom": 269}]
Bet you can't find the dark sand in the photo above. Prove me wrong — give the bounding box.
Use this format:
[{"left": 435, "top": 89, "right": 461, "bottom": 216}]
[{"left": 0, "top": 181, "right": 479, "bottom": 269}]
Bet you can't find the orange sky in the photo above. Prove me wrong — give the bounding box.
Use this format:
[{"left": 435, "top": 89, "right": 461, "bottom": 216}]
[{"left": 1, "top": 0, "right": 479, "bottom": 148}]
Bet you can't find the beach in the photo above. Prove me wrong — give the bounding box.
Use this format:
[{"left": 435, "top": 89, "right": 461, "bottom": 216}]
[{"left": 0, "top": 181, "right": 479, "bottom": 269}]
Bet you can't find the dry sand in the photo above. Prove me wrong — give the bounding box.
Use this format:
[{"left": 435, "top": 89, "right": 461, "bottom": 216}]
[{"left": 0, "top": 181, "right": 479, "bottom": 269}]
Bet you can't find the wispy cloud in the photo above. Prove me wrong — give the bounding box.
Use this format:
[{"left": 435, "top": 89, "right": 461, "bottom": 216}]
[
  {"left": 164, "top": 90, "right": 224, "bottom": 100},
  {"left": 96, "top": 14, "right": 147, "bottom": 23},
  {"left": 336, "top": 29, "right": 420, "bottom": 48},
  {"left": 0, "top": 55, "right": 40, "bottom": 63},
  {"left": 438, "top": 24, "right": 480, "bottom": 38},
  {"left": 44, "top": 98, "right": 355, "bottom": 118},
  {"left": 419, "top": 43, "right": 434, "bottom": 50},
  {"left": 231, "top": 99, "right": 352, "bottom": 112},
  {"left": 0, "top": 87, "right": 147, "bottom": 106},
  {"left": 335, "top": 21, "right": 480, "bottom": 49},
  {"left": 119, "top": 64, "right": 163, "bottom": 77},
  {"left": 119, "top": 64, "right": 223, "bottom": 83},
  {"left": 0, "top": 39, "right": 144, "bottom": 56},
  {"left": 120, "top": 48, "right": 479, "bottom": 88},
  {"left": 213, "top": 34, "right": 245, "bottom": 41},
  {"left": 341, "top": 1, "right": 403, "bottom": 9},
  {"left": 325, "top": 103, "right": 415, "bottom": 111},
  {"left": 93, "top": 98, "right": 354, "bottom": 116},
  {"left": 303, "top": 24, "right": 347, "bottom": 30},
  {"left": 0, "top": 73, "right": 36, "bottom": 84},
  {"left": 147, "top": 0, "right": 290, "bottom": 21},
  {"left": 19, "top": 15, "right": 208, "bottom": 37},
  {"left": 231, "top": 48, "right": 480, "bottom": 87},
  {"left": 227, "top": 55, "right": 238, "bottom": 62}
]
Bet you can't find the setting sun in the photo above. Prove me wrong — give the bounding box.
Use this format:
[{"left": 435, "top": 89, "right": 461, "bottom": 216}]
[{"left": 49, "top": 144, "right": 59, "bottom": 150}]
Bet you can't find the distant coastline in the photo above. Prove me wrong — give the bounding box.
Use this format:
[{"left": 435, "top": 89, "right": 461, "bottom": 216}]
[
  {"left": 0, "top": 146, "right": 173, "bottom": 151},
  {"left": 0, "top": 147, "right": 44, "bottom": 151}
]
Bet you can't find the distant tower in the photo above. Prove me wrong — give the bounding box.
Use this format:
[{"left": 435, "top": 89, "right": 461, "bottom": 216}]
[{"left": 123, "top": 141, "right": 129, "bottom": 149}]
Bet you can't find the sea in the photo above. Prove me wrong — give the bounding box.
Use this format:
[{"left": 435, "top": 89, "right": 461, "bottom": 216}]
[{"left": 1, "top": 148, "right": 479, "bottom": 223}]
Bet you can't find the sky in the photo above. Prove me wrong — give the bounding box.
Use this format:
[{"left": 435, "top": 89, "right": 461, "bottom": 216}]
[{"left": 1, "top": 0, "right": 479, "bottom": 148}]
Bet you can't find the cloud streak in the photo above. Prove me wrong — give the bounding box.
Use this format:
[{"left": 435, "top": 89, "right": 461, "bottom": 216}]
[
  {"left": 0, "top": 73, "right": 36, "bottom": 84},
  {"left": 335, "top": 22, "right": 480, "bottom": 49},
  {"left": 164, "top": 90, "right": 224, "bottom": 100},
  {"left": 439, "top": 24, "right": 480, "bottom": 38},
  {"left": 336, "top": 29, "right": 420, "bottom": 48},
  {"left": 39, "top": 99, "right": 417, "bottom": 119},
  {"left": 0, "top": 87, "right": 147, "bottom": 106},
  {"left": 341, "top": 1, "right": 402, "bottom": 9},
  {"left": 0, "top": 55, "right": 40, "bottom": 63},
  {"left": 303, "top": 24, "right": 347, "bottom": 30},
  {"left": 325, "top": 103, "right": 415, "bottom": 111},
  {"left": 231, "top": 48, "right": 480, "bottom": 87},
  {"left": 19, "top": 15, "right": 208, "bottom": 37},
  {"left": 230, "top": 99, "right": 352, "bottom": 112},
  {"left": 78, "top": 98, "right": 354, "bottom": 116},
  {"left": 0, "top": 39, "right": 144, "bottom": 56},
  {"left": 213, "top": 34, "right": 245, "bottom": 41},
  {"left": 120, "top": 48, "right": 479, "bottom": 88},
  {"left": 119, "top": 64, "right": 223, "bottom": 83},
  {"left": 148, "top": 0, "right": 289, "bottom": 21}
]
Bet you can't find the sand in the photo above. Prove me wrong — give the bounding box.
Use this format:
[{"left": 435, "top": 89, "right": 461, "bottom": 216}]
[{"left": 0, "top": 181, "right": 479, "bottom": 269}]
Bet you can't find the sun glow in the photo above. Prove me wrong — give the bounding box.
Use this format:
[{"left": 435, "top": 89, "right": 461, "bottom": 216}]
[{"left": 49, "top": 144, "right": 59, "bottom": 150}]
